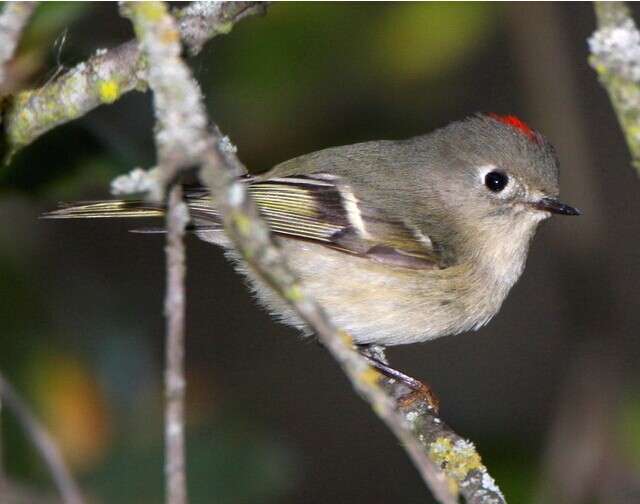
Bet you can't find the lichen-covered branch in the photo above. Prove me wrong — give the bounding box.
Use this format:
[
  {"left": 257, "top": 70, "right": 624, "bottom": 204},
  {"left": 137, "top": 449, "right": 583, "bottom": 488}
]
[
  {"left": 0, "top": 1, "right": 269, "bottom": 162},
  {"left": 589, "top": 1, "right": 640, "bottom": 176},
  {"left": 398, "top": 391, "right": 504, "bottom": 503},
  {"left": 2, "top": 39, "right": 144, "bottom": 162},
  {"left": 120, "top": 1, "right": 209, "bottom": 191},
  {"left": 402, "top": 399, "right": 503, "bottom": 503},
  {"left": 376, "top": 368, "right": 504, "bottom": 502},
  {"left": 175, "top": 1, "right": 269, "bottom": 56},
  {"left": 0, "top": 2, "right": 38, "bottom": 84},
  {"left": 0, "top": 370, "right": 84, "bottom": 504}
]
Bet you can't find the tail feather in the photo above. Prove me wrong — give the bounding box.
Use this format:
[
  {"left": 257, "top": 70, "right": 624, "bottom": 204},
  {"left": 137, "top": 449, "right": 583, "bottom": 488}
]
[
  {"left": 129, "top": 224, "right": 224, "bottom": 234},
  {"left": 43, "top": 197, "right": 225, "bottom": 238},
  {"left": 43, "top": 200, "right": 167, "bottom": 219}
]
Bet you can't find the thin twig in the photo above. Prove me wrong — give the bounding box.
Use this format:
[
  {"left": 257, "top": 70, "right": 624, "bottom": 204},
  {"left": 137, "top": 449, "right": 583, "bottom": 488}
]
[
  {"left": 164, "top": 185, "right": 189, "bottom": 504},
  {"left": 0, "top": 2, "right": 38, "bottom": 83},
  {"left": 0, "top": 370, "right": 84, "bottom": 504},
  {"left": 589, "top": 1, "right": 640, "bottom": 176}
]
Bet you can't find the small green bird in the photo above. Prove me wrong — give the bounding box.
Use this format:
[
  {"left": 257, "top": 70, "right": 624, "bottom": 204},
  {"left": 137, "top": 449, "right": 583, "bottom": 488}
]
[{"left": 46, "top": 114, "right": 579, "bottom": 348}]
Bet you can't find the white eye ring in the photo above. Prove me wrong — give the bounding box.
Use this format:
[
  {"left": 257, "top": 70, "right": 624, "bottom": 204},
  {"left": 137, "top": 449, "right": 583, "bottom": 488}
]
[{"left": 477, "top": 165, "right": 499, "bottom": 184}]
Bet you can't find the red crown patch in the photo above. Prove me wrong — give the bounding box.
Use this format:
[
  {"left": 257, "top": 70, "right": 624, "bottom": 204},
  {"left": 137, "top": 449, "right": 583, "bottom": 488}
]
[{"left": 488, "top": 113, "right": 538, "bottom": 143}]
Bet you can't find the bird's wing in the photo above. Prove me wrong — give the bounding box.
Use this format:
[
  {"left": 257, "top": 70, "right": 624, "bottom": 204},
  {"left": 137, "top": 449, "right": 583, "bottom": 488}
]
[
  {"left": 44, "top": 174, "right": 441, "bottom": 270},
  {"left": 229, "top": 174, "right": 440, "bottom": 270}
]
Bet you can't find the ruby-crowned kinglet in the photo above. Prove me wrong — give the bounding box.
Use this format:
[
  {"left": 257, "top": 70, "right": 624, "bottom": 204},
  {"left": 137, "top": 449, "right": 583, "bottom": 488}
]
[{"left": 46, "top": 114, "right": 579, "bottom": 346}]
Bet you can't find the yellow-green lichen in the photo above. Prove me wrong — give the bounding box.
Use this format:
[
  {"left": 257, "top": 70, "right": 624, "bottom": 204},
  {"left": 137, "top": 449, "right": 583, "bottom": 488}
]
[
  {"left": 358, "top": 366, "right": 381, "bottom": 387},
  {"left": 428, "top": 437, "right": 483, "bottom": 482},
  {"left": 337, "top": 329, "right": 354, "bottom": 347},
  {"left": 16, "top": 92, "right": 30, "bottom": 106},
  {"left": 7, "top": 90, "right": 67, "bottom": 149},
  {"left": 232, "top": 213, "right": 252, "bottom": 237},
  {"left": 131, "top": 1, "right": 167, "bottom": 23},
  {"left": 284, "top": 283, "right": 304, "bottom": 302},
  {"left": 161, "top": 28, "right": 181, "bottom": 45},
  {"left": 215, "top": 22, "right": 234, "bottom": 35},
  {"left": 445, "top": 477, "right": 459, "bottom": 497},
  {"left": 97, "top": 80, "right": 121, "bottom": 104}
]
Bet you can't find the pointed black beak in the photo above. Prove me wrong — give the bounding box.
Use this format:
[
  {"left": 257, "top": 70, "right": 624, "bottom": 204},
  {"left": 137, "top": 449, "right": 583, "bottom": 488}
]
[{"left": 532, "top": 197, "right": 580, "bottom": 216}]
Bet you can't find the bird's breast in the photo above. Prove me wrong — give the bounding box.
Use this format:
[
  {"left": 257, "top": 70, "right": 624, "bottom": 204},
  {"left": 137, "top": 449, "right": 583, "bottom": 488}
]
[{"left": 235, "top": 237, "right": 530, "bottom": 346}]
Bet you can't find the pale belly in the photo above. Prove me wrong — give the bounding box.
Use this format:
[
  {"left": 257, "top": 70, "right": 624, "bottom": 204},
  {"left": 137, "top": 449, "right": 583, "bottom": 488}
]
[{"left": 228, "top": 240, "right": 514, "bottom": 346}]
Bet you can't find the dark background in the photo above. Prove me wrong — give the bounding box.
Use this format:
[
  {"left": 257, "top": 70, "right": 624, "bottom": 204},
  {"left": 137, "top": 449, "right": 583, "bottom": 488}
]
[{"left": 1, "top": 2, "right": 639, "bottom": 503}]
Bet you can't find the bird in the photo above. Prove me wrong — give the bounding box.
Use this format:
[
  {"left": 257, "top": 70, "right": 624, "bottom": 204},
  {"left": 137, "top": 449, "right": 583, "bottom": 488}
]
[{"left": 45, "top": 114, "right": 579, "bottom": 404}]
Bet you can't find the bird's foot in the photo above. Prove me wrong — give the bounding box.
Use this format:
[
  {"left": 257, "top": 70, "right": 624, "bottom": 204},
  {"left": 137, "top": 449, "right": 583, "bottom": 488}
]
[{"left": 358, "top": 346, "right": 440, "bottom": 413}]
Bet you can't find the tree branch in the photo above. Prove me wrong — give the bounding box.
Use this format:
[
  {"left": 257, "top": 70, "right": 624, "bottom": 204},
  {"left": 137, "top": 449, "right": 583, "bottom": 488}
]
[
  {"left": 395, "top": 390, "right": 504, "bottom": 503},
  {"left": 0, "top": 370, "right": 84, "bottom": 504},
  {"left": 120, "top": 1, "right": 209, "bottom": 191},
  {"left": 1, "top": 1, "right": 268, "bottom": 162},
  {"left": 364, "top": 346, "right": 505, "bottom": 503},
  {"left": 589, "top": 1, "right": 640, "bottom": 176},
  {"left": 175, "top": 1, "right": 269, "bottom": 56}
]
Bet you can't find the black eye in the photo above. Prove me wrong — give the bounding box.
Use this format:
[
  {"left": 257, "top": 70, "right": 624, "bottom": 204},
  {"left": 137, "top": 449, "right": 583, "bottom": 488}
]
[{"left": 484, "top": 171, "right": 509, "bottom": 192}]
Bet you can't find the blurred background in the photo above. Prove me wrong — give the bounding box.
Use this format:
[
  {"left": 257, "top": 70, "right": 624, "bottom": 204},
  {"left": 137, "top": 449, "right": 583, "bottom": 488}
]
[{"left": 1, "top": 2, "right": 639, "bottom": 503}]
